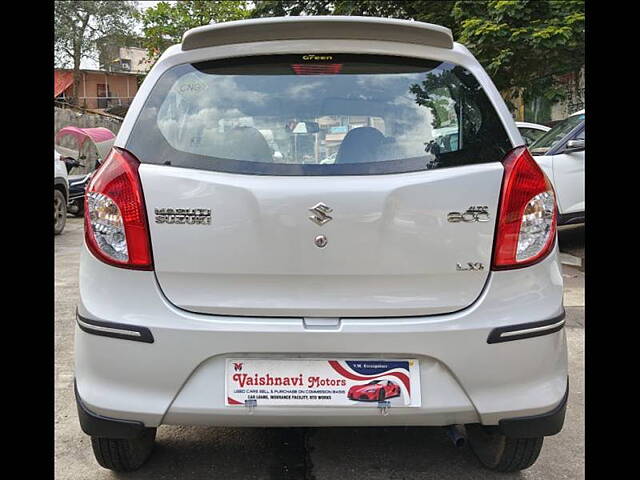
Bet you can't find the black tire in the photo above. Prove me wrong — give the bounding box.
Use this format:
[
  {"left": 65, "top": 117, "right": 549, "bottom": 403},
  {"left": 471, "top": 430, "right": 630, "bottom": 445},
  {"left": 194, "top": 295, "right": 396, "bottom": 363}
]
[
  {"left": 90, "top": 428, "right": 156, "bottom": 472},
  {"left": 68, "top": 199, "right": 85, "bottom": 217},
  {"left": 54, "top": 189, "right": 67, "bottom": 235},
  {"left": 466, "top": 424, "right": 543, "bottom": 472}
]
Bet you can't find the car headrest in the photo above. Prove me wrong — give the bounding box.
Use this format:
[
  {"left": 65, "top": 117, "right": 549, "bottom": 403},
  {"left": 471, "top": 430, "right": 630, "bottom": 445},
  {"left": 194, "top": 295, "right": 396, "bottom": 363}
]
[
  {"left": 335, "top": 127, "right": 386, "bottom": 164},
  {"left": 223, "top": 127, "right": 273, "bottom": 162}
]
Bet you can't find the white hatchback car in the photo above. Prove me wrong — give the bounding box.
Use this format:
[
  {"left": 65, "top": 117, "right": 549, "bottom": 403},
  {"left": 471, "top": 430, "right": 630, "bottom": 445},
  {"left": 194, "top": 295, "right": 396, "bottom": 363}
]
[
  {"left": 75, "top": 16, "right": 568, "bottom": 473},
  {"left": 530, "top": 110, "right": 585, "bottom": 225}
]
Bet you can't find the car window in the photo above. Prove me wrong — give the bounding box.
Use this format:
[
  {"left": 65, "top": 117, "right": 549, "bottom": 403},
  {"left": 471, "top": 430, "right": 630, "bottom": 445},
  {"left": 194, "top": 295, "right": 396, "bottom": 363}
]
[
  {"left": 519, "top": 127, "right": 546, "bottom": 146},
  {"left": 128, "top": 54, "right": 512, "bottom": 176},
  {"left": 530, "top": 113, "right": 585, "bottom": 155}
]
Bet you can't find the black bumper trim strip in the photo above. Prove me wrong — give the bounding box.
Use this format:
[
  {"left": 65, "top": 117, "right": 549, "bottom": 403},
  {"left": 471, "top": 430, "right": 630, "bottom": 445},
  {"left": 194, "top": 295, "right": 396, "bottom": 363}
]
[
  {"left": 498, "top": 377, "right": 569, "bottom": 437},
  {"left": 76, "top": 310, "right": 154, "bottom": 343},
  {"left": 487, "top": 310, "right": 566, "bottom": 344},
  {"left": 75, "top": 379, "right": 147, "bottom": 439}
]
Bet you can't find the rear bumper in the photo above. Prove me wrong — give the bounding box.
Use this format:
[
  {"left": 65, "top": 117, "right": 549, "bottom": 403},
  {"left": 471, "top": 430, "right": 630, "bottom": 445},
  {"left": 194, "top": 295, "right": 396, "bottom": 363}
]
[
  {"left": 75, "top": 379, "right": 147, "bottom": 439},
  {"left": 498, "top": 377, "right": 568, "bottom": 437},
  {"left": 76, "top": 376, "right": 568, "bottom": 438},
  {"left": 558, "top": 211, "right": 585, "bottom": 226},
  {"left": 75, "top": 243, "right": 567, "bottom": 431}
]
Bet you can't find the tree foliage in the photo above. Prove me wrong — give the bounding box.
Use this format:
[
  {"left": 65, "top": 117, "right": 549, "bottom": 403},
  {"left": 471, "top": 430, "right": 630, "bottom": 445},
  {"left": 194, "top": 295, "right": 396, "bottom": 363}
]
[
  {"left": 136, "top": 1, "right": 251, "bottom": 63},
  {"left": 452, "top": 1, "right": 584, "bottom": 102},
  {"left": 251, "top": 0, "right": 584, "bottom": 103},
  {"left": 94, "top": 0, "right": 583, "bottom": 109},
  {"left": 251, "top": 1, "right": 409, "bottom": 18},
  {"left": 54, "top": 1, "right": 138, "bottom": 105},
  {"left": 250, "top": 1, "right": 456, "bottom": 23}
]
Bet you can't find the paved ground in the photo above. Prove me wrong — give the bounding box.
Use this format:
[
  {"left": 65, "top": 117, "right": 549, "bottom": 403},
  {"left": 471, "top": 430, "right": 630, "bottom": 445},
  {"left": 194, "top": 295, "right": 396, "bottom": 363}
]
[{"left": 55, "top": 218, "right": 584, "bottom": 479}]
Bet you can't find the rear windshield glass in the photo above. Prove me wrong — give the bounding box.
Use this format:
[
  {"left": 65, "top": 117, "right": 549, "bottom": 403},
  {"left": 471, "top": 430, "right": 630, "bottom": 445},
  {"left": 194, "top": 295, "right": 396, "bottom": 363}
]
[{"left": 127, "top": 54, "right": 512, "bottom": 175}]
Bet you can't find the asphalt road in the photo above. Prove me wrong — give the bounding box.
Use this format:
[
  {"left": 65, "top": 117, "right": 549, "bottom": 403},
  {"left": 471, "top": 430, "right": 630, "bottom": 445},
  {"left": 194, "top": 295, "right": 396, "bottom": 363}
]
[{"left": 55, "top": 218, "right": 584, "bottom": 479}]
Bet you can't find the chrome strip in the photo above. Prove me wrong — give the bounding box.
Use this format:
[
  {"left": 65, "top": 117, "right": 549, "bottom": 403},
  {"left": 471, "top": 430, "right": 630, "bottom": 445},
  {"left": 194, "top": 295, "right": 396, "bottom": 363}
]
[
  {"left": 77, "top": 317, "right": 141, "bottom": 337},
  {"left": 500, "top": 319, "right": 565, "bottom": 338}
]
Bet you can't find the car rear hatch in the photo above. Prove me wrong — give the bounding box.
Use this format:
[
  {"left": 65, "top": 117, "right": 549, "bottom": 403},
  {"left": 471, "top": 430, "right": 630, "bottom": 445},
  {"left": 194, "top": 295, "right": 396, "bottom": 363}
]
[{"left": 127, "top": 53, "right": 513, "bottom": 317}]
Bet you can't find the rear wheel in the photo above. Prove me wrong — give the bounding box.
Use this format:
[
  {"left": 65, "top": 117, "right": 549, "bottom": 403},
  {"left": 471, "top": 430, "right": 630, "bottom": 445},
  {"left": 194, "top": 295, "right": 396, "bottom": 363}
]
[
  {"left": 466, "top": 424, "right": 543, "bottom": 472},
  {"left": 54, "top": 189, "right": 67, "bottom": 235},
  {"left": 90, "top": 428, "right": 156, "bottom": 472}
]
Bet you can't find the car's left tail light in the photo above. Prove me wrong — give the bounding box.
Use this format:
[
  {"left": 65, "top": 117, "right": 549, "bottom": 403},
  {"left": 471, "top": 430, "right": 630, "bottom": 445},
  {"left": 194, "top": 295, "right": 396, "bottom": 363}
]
[
  {"left": 84, "top": 148, "right": 153, "bottom": 270},
  {"left": 492, "top": 146, "right": 557, "bottom": 270}
]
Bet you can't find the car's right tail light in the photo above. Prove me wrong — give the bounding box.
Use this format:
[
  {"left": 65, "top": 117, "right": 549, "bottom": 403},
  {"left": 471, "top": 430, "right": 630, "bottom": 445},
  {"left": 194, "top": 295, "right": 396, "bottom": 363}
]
[
  {"left": 84, "top": 148, "right": 153, "bottom": 270},
  {"left": 492, "top": 146, "right": 557, "bottom": 270}
]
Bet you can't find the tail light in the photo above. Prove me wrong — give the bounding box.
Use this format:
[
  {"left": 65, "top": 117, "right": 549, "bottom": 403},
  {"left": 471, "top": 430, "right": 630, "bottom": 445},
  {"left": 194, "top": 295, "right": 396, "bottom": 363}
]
[
  {"left": 84, "top": 148, "right": 153, "bottom": 270},
  {"left": 492, "top": 146, "right": 557, "bottom": 270}
]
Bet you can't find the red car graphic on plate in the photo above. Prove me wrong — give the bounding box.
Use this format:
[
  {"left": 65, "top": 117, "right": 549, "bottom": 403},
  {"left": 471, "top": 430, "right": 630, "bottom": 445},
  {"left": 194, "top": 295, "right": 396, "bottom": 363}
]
[{"left": 347, "top": 380, "right": 401, "bottom": 402}]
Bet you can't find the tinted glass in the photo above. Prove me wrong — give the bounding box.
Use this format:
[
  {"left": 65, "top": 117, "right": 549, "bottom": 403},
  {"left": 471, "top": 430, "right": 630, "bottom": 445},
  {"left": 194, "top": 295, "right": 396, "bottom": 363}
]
[
  {"left": 127, "top": 54, "right": 512, "bottom": 175},
  {"left": 530, "top": 113, "right": 585, "bottom": 155},
  {"left": 519, "top": 127, "right": 546, "bottom": 146}
]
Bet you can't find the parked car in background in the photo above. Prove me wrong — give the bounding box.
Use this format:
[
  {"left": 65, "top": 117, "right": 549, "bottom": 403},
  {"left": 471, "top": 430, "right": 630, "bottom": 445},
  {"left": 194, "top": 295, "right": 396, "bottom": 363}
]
[
  {"left": 67, "top": 171, "right": 91, "bottom": 217},
  {"left": 59, "top": 152, "right": 89, "bottom": 217},
  {"left": 55, "top": 126, "right": 117, "bottom": 218},
  {"left": 54, "top": 149, "right": 69, "bottom": 235},
  {"left": 530, "top": 110, "right": 585, "bottom": 226},
  {"left": 516, "top": 121, "right": 550, "bottom": 146},
  {"left": 76, "top": 16, "right": 567, "bottom": 474}
]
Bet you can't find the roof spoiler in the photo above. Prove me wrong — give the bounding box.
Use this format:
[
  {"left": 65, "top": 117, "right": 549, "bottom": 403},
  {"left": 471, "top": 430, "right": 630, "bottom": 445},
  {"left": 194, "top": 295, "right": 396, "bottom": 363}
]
[{"left": 182, "top": 16, "right": 454, "bottom": 51}]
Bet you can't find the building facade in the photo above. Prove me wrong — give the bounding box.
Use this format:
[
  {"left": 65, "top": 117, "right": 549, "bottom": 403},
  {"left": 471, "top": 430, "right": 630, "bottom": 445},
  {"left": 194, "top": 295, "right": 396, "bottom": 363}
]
[
  {"left": 54, "top": 69, "right": 143, "bottom": 111},
  {"left": 98, "top": 42, "right": 151, "bottom": 75},
  {"left": 510, "top": 67, "right": 585, "bottom": 125}
]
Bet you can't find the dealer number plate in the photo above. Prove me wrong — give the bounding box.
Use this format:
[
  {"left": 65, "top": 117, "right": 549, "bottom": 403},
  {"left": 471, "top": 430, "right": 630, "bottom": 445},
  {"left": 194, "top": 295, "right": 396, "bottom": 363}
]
[{"left": 225, "top": 358, "right": 421, "bottom": 407}]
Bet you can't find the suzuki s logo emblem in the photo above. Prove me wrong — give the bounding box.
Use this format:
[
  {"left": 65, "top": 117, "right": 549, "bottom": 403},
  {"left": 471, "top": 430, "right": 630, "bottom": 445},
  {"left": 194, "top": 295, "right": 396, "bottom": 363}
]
[{"left": 308, "top": 203, "right": 333, "bottom": 226}]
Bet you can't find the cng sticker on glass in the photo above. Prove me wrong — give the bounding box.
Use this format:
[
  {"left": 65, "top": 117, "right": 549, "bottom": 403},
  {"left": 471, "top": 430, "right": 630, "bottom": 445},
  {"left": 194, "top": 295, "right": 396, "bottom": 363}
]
[{"left": 225, "top": 359, "right": 421, "bottom": 407}]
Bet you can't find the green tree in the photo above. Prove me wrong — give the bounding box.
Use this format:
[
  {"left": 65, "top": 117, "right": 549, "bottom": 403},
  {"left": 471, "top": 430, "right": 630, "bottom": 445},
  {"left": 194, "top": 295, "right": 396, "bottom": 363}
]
[
  {"left": 251, "top": 0, "right": 584, "bottom": 109},
  {"left": 251, "top": 1, "right": 411, "bottom": 18},
  {"left": 251, "top": 1, "right": 332, "bottom": 17},
  {"left": 251, "top": 1, "right": 455, "bottom": 23},
  {"left": 55, "top": 1, "right": 138, "bottom": 106},
  {"left": 137, "top": 1, "right": 251, "bottom": 65},
  {"left": 452, "top": 0, "right": 584, "bottom": 106}
]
